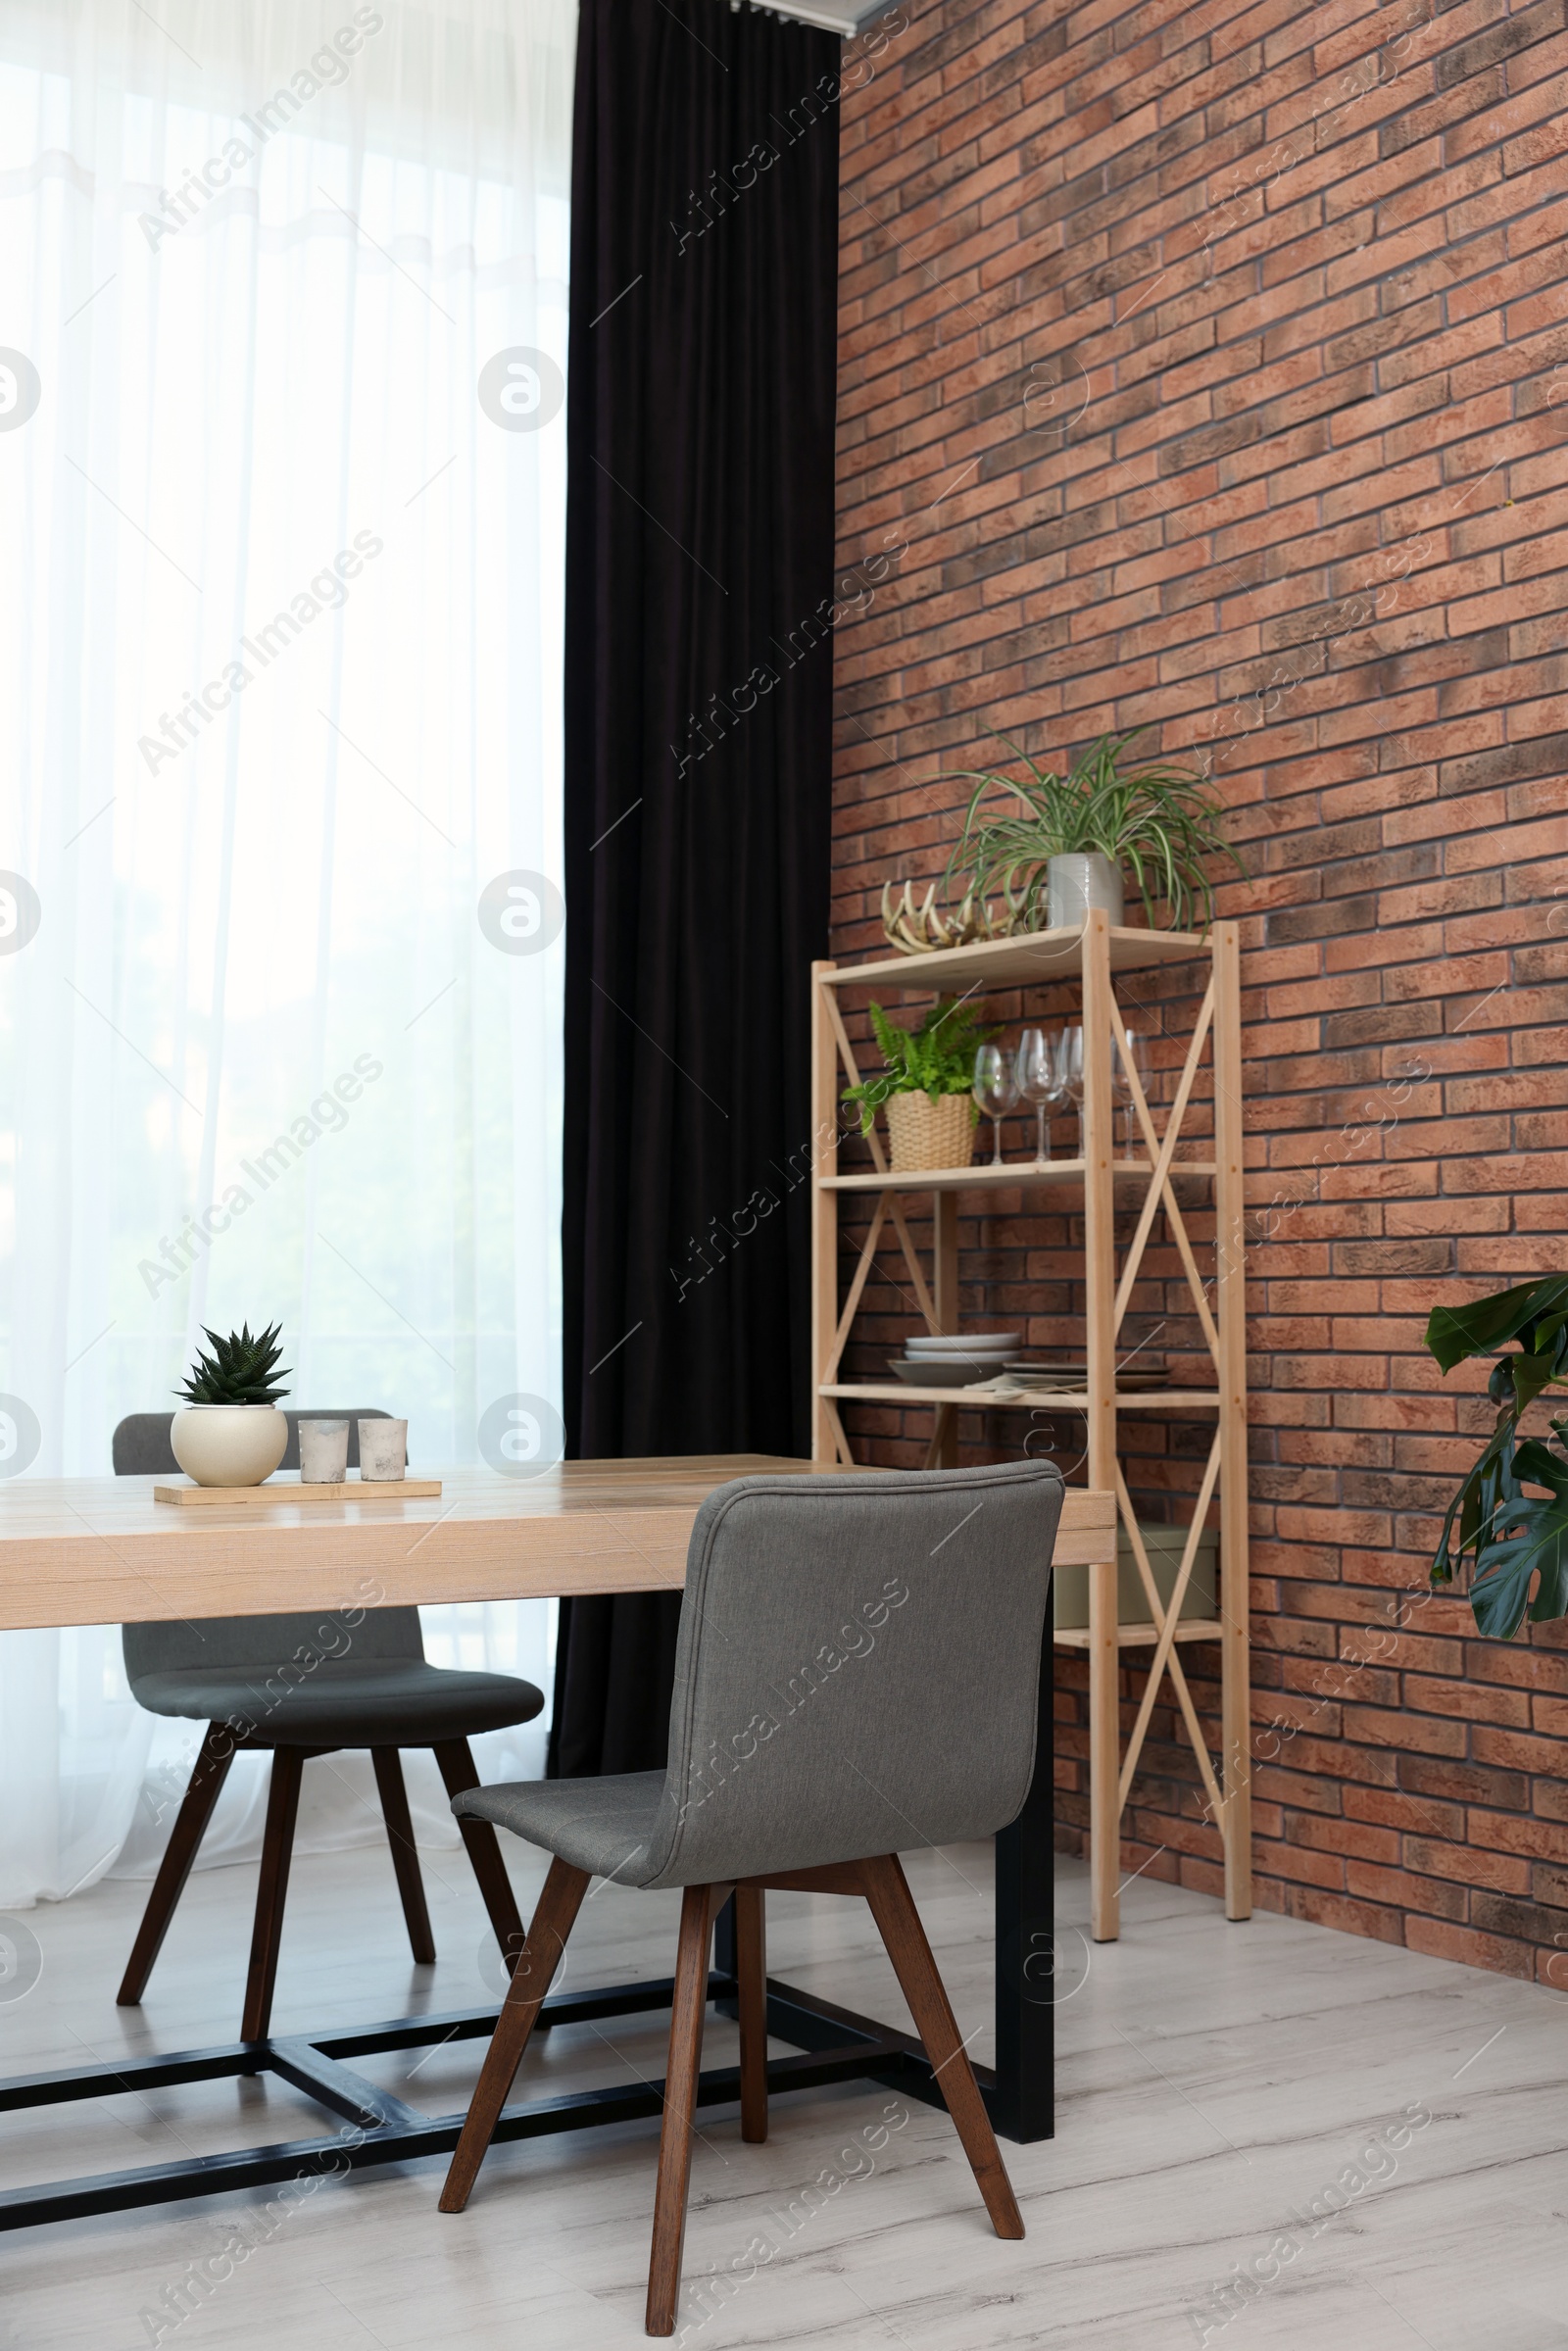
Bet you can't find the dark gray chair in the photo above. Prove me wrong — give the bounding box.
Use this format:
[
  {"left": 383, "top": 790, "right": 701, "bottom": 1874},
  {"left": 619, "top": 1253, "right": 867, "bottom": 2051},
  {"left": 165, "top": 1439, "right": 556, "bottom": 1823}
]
[
  {"left": 113, "top": 1410, "right": 545, "bottom": 2039},
  {"left": 437, "top": 1458, "right": 1065, "bottom": 2337}
]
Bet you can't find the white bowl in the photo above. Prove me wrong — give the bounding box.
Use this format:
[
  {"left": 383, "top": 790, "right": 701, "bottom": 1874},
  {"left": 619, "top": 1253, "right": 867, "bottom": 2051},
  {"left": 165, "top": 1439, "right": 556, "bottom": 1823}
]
[
  {"left": 907, "top": 1351, "right": 1013, "bottom": 1366},
  {"left": 906, "top": 1332, "right": 1020, "bottom": 1353},
  {"left": 892, "top": 1359, "right": 1011, "bottom": 1389}
]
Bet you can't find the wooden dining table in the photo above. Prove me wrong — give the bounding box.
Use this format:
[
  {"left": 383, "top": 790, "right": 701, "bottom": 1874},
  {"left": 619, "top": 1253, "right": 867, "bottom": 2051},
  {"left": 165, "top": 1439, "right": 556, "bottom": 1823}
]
[{"left": 0, "top": 1454, "right": 1115, "bottom": 2232}]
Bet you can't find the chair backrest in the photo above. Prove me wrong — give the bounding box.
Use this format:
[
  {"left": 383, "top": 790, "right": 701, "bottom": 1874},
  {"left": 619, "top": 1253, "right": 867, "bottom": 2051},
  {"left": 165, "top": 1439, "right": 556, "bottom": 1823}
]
[
  {"left": 634, "top": 1459, "right": 1064, "bottom": 1889},
  {"left": 112, "top": 1409, "right": 392, "bottom": 1476},
  {"left": 112, "top": 1409, "right": 422, "bottom": 1687}
]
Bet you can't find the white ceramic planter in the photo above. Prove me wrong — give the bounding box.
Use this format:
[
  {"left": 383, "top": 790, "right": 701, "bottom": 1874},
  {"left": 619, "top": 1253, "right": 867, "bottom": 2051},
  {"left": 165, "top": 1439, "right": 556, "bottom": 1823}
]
[
  {"left": 170, "top": 1404, "right": 288, "bottom": 1488},
  {"left": 1047, "top": 852, "right": 1124, "bottom": 928}
]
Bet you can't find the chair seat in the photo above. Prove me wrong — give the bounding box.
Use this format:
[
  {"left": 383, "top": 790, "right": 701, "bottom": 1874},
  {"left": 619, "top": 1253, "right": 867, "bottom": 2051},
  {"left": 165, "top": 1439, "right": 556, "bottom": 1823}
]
[
  {"left": 129, "top": 1660, "right": 545, "bottom": 1747},
  {"left": 454, "top": 1771, "right": 665, "bottom": 1884}
]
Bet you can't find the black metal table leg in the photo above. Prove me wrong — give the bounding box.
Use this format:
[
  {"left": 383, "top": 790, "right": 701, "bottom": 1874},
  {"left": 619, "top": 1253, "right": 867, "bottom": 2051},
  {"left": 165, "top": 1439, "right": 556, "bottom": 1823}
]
[
  {"left": 0, "top": 1976, "right": 939, "bottom": 2232},
  {"left": 712, "top": 1890, "right": 737, "bottom": 1978},
  {"left": 989, "top": 1613, "right": 1054, "bottom": 2143},
  {"left": 0, "top": 1631, "right": 1057, "bottom": 2225},
  {"left": 710, "top": 1631, "right": 1056, "bottom": 2146}
]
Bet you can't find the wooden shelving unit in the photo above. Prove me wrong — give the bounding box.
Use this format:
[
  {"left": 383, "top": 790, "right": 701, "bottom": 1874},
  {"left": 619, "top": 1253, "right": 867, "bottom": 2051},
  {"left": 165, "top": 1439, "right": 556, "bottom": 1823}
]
[{"left": 809, "top": 908, "right": 1250, "bottom": 1942}]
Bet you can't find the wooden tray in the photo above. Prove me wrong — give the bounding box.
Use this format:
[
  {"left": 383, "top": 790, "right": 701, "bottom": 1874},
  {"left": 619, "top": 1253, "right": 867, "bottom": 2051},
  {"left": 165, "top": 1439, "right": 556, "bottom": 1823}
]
[{"left": 153, "top": 1476, "right": 443, "bottom": 1507}]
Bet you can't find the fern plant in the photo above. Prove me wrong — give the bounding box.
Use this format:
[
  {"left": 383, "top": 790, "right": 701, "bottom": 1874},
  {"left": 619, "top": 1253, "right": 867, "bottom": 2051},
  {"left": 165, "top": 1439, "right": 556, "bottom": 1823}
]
[
  {"left": 943, "top": 726, "right": 1247, "bottom": 933},
  {"left": 841, "top": 999, "right": 997, "bottom": 1137},
  {"left": 1425, "top": 1277, "right": 1568, "bottom": 1639},
  {"left": 176, "top": 1322, "right": 291, "bottom": 1407}
]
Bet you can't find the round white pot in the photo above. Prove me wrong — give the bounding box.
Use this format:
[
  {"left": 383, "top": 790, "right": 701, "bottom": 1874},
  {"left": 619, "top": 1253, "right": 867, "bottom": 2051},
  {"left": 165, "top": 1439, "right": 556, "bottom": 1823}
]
[
  {"left": 170, "top": 1404, "right": 289, "bottom": 1489},
  {"left": 1047, "top": 852, "right": 1124, "bottom": 928}
]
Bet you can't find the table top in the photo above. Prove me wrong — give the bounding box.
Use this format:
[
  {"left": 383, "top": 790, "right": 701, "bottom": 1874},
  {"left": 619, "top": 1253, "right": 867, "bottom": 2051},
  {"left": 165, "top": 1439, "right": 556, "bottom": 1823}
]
[{"left": 0, "top": 1455, "right": 1117, "bottom": 1629}]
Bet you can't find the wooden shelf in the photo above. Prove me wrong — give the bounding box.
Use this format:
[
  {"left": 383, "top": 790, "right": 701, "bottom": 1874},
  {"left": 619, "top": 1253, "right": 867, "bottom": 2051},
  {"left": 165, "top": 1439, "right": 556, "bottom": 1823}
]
[
  {"left": 819, "top": 1158, "right": 1216, "bottom": 1194},
  {"left": 820, "top": 1384, "right": 1223, "bottom": 1410},
  {"left": 1054, "top": 1618, "right": 1225, "bottom": 1650},
  {"left": 809, "top": 908, "right": 1250, "bottom": 1944},
  {"left": 818, "top": 923, "right": 1211, "bottom": 995}
]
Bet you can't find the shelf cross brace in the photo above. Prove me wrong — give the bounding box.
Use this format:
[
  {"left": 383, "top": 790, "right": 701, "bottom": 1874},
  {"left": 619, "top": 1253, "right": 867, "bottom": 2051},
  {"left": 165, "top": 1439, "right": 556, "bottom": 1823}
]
[
  {"left": 1111, "top": 978, "right": 1215, "bottom": 1345},
  {"left": 822, "top": 1196, "right": 889, "bottom": 1386},
  {"left": 1110, "top": 985, "right": 1221, "bottom": 1367},
  {"left": 1114, "top": 1443, "right": 1226, "bottom": 1820},
  {"left": 822, "top": 988, "right": 941, "bottom": 1334}
]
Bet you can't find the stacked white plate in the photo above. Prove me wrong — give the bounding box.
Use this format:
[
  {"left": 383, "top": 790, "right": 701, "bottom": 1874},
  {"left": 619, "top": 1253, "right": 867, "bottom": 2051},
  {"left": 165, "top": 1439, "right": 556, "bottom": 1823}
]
[{"left": 892, "top": 1332, "right": 1020, "bottom": 1387}]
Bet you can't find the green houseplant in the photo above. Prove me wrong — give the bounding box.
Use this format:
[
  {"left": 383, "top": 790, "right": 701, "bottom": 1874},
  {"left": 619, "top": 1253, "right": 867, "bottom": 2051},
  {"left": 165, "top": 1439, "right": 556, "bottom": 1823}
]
[
  {"left": 942, "top": 726, "right": 1246, "bottom": 935},
  {"left": 176, "top": 1321, "right": 291, "bottom": 1406},
  {"left": 171, "top": 1321, "right": 293, "bottom": 1489},
  {"left": 1425, "top": 1277, "right": 1568, "bottom": 1638},
  {"left": 842, "top": 998, "right": 996, "bottom": 1171}
]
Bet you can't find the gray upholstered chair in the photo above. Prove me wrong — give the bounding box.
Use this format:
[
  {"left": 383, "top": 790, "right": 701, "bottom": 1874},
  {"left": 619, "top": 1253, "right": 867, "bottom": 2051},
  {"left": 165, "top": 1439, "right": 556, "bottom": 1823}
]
[
  {"left": 113, "top": 1410, "right": 545, "bottom": 2039},
  {"left": 439, "top": 1458, "right": 1065, "bottom": 2336}
]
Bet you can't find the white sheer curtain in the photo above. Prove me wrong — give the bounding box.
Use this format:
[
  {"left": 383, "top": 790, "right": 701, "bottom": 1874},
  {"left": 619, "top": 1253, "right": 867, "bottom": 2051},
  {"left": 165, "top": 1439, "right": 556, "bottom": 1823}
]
[{"left": 0, "top": 0, "right": 575, "bottom": 1906}]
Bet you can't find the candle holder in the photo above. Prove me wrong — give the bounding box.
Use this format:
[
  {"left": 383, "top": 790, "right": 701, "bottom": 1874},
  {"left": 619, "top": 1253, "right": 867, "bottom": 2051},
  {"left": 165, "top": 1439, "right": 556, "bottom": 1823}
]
[
  {"left": 299, "top": 1420, "right": 349, "bottom": 1484},
  {"left": 359, "top": 1418, "right": 409, "bottom": 1480}
]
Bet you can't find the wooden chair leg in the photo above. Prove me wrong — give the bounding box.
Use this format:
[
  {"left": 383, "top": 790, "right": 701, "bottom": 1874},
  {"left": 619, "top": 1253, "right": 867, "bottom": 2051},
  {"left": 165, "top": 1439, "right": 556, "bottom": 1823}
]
[
  {"left": 860, "top": 1854, "right": 1024, "bottom": 2240},
  {"left": 118, "top": 1725, "right": 235, "bottom": 2006},
  {"left": 734, "top": 1883, "right": 767, "bottom": 2145},
  {"left": 647, "top": 1882, "right": 726, "bottom": 2337},
  {"left": 240, "top": 1748, "right": 306, "bottom": 2043},
  {"left": 439, "top": 1855, "right": 589, "bottom": 2213},
  {"left": 432, "top": 1739, "right": 527, "bottom": 1971},
  {"left": 371, "top": 1747, "right": 435, "bottom": 1964}
]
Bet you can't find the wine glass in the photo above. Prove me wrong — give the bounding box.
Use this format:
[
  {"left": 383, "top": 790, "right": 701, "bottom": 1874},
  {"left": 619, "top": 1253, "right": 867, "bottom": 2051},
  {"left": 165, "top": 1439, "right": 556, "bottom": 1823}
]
[
  {"left": 1113, "top": 1025, "right": 1152, "bottom": 1160},
  {"left": 972, "top": 1045, "right": 1019, "bottom": 1166},
  {"left": 1056, "top": 1026, "right": 1085, "bottom": 1158},
  {"left": 1015, "top": 1027, "right": 1064, "bottom": 1167}
]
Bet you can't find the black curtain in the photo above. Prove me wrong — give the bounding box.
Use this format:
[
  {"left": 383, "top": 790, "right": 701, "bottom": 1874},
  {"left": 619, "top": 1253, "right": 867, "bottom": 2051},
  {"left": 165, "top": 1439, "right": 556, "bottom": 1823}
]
[{"left": 549, "top": 0, "right": 841, "bottom": 1776}]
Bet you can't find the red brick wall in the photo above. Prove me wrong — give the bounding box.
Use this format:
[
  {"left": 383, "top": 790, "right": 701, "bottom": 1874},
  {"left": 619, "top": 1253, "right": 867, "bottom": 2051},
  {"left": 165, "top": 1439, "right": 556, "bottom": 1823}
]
[{"left": 831, "top": 0, "right": 1568, "bottom": 1981}]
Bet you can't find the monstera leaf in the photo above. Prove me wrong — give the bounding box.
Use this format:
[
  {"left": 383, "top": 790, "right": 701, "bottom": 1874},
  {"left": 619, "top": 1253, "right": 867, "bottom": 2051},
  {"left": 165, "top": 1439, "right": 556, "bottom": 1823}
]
[
  {"left": 1429, "top": 1402, "right": 1524, "bottom": 1590},
  {"left": 1427, "top": 1277, "right": 1568, "bottom": 1410},
  {"left": 1424, "top": 1277, "right": 1568, "bottom": 1636},
  {"left": 1467, "top": 1439, "right": 1568, "bottom": 1641}
]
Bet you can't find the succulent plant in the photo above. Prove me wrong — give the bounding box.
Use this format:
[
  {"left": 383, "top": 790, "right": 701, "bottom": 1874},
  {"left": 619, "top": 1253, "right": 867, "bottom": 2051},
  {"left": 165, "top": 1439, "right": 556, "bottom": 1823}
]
[{"left": 176, "top": 1322, "right": 291, "bottom": 1407}]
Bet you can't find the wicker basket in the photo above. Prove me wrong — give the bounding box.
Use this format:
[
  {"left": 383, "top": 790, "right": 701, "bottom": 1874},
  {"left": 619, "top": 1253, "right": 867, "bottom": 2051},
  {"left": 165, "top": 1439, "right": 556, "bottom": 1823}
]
[{"left": 884, "top": 1089, "right": 975, "bottom": 1172}]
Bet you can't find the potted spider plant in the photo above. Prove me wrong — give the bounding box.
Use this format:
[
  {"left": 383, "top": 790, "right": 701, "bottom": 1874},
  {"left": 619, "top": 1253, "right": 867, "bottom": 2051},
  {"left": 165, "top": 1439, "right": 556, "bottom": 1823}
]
[
  {"left": 841, "top": 999, "right": 996, "bottom": 1171},
  {"left": 170, "top": 1321, "right": 292, "bottom": 1488},
  {"left": 1425, "top": 1277, "right": 1568, "bottom": 1637},
  {"left": 943, "top": 726, "right": 1246, "bottom": 934}
]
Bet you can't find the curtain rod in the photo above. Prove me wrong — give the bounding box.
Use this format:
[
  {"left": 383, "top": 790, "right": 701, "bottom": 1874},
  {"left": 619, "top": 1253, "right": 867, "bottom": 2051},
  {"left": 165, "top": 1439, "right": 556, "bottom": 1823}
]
[{"left": 722, "top": 0, "right": 896, "bottom": 37}]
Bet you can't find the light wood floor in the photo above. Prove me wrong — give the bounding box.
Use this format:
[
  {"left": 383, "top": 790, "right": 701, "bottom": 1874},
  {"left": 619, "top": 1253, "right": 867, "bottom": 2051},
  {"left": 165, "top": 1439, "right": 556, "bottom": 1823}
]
[{"left": 1, "top": 1819, "right": 1564, "bottom": 2349}]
